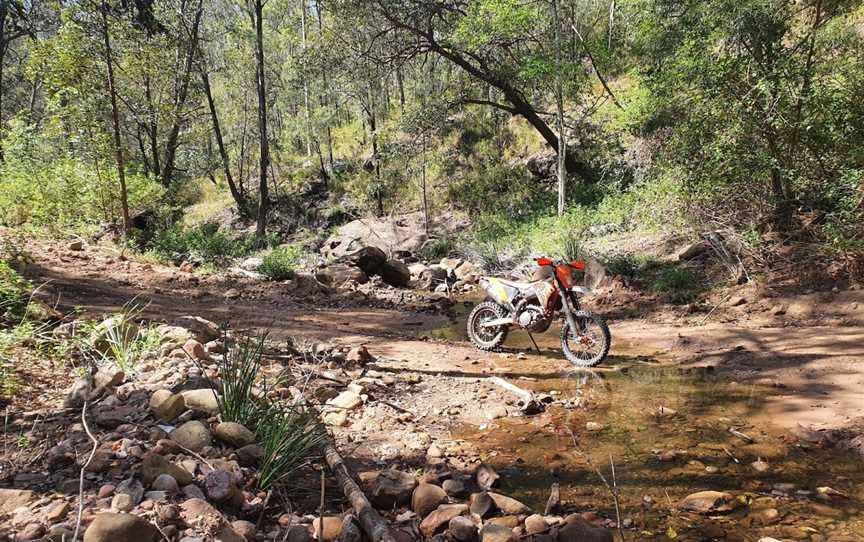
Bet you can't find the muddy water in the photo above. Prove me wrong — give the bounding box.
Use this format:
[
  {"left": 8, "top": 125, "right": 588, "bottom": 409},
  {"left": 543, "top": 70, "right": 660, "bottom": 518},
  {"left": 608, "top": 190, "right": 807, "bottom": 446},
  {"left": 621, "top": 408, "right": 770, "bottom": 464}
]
[{"left": 426, "top": 306, "right": 864, "bottom": 541}]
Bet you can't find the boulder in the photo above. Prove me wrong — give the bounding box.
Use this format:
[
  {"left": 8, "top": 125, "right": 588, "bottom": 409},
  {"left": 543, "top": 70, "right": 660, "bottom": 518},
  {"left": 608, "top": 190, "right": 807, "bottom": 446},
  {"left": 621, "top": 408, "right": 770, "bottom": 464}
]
[
  {"left": 83, "top": 513, "right": 160, "bottom": 542},
  {"left": 524, "top": 514, "right": 549, "bottom": 535},
  {"left": 442, "top": 478, "right": 469, "bottom": 498},
  {"left": 678, "top": 491, "right": 739, "bottom": 514},
  {"left": 378, "top": 259, "right": 411, "bottom": 287},
  {"left": 336, "top": 246, "right": 387, "bottom": 274},
  {"left": 454, "top": 261, "right": 478, "bottom": 282},
  {"left": 169, "top": 420, "right": 212, "bottom": 452},
  {"left": 412, "top": 483, "right": 448, "bottom": 518},
  {"left": 149, "top": 390, "right": 186, "bottom": 422},
  {"left": 94, "top": 366, "right": 125, "bottom": 389},
  {"left": 155, "top": 324, "right": 194, "bottom": 345},
  {"left": 677, "top": 241, "right": 708, "bottom": 261},
  {"left": 525, "top": 150, "right": 557, "bottom": 180},
  {"left": 315, "top": 265, "right": 368, "bottom": 286},
  {"left": 183, "top": 339, "right": 208, "bottom": 360},
  {"left": 469, "top": 492, "right": 494, "bottom": 518},
  {"left": 236, "top": 444, "right": 265, "bottom": 466},
  {"left": 323, "top": 217, "right": 428, "bottom": 260},
  {"left": 141, "top": 453, "right": 193, "bottom": 486},
  {"left": 214, "top": 422, "right": 256, "bottom": 448},
  {"left": 174, "top": 316, "right": 221, "bottom": 343},
  {"left": 346, "top": 345, "right": 374, "bottom": 364},
  {"left": 241, "top": 257, "right": 263, "bottom": 271},
  {"left": 479, "top": 524, "right": 518, "bottom": 542},
  {"left": 414, "top": 266, "right": 447, "bottom": 290},
  {"left": 181, "top": 389, "right": 220, "bottom": 414},
  {"left": 557, "top": 517, "right": 613, "bottom": 542},
  {"left": 419, "top": 504, "right": 468, "bottom": 538},
  {"left": 449, "top": 515, "right": 478, "bottom": 542},
  {"left": 370, "top": 469, "right": 417, "bottom": 508},
  {"left": 311, "top": 516, "right": 342, "bottom": 542}
]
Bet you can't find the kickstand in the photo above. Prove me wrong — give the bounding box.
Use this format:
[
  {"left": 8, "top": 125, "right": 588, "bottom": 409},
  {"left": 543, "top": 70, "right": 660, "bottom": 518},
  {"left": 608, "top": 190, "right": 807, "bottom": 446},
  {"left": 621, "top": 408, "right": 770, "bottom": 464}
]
[{"left": 527, "top": 332, "right": 542, "bottom": 356}]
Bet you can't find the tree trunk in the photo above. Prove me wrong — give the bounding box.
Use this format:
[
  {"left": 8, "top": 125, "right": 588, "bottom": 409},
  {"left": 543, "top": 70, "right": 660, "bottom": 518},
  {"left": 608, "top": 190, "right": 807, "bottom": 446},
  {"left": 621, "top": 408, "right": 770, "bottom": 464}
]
[
  {"left": 144, "top": 76, "right": 160, "bottom": 176},
  {"left": 300, "top": 0, "right": 313, "bottom": 157},
  {"left": 100, "top": 0, "right": 131, "bottom": 235},
  {"left": 552, "top": 0, "right": 566, "bottom": 216},
  {"left": 251, "top": 0, "right": 270, "bottom": 239},
  {"left": 0, "top": 3, "right": 7, "bottom": 164},
  {"left": 201, "top": 66, "right": 250, "bottom": 217},
  {"left": 160, "top": 0, "right": 204, "bottom": 186}
]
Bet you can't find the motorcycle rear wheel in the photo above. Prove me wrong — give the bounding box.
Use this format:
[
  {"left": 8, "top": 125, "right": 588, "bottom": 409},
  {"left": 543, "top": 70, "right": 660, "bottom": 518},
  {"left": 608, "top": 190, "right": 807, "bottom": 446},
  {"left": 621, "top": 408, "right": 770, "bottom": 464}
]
[
  {"left": 467, "top": 300, "right": 509, "bottom": 351},
  {"left": 560, "top": 312, "right": 611, "bottom": 367}
]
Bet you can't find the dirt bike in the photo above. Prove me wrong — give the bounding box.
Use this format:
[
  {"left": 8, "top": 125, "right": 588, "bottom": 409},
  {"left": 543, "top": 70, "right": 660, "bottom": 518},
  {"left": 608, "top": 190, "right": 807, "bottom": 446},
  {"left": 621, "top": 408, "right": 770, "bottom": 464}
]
[{"left": 466, "top": 257, "right": 611, "bottom": 367}]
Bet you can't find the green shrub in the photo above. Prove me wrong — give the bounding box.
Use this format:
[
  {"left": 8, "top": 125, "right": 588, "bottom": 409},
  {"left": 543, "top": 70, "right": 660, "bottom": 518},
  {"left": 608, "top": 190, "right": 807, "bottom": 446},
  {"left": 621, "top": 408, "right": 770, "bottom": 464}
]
[
  {"left": 0, "top": 262, "right": 31, "bottom": 322},
  {"left": 602, "top": 253, "right": 662, "bottom": 281},
  {"left": 255, "top": 404, "right": 325, "bottom": 490},
  {"left": 148, "top": 222, "right": 270, "bottom": 264},
  {"left": 652, "top": 266, "right": 699, "bottom": 303},
  {"left": 259, "top": 246, "right": 303, "bottom": 281}
]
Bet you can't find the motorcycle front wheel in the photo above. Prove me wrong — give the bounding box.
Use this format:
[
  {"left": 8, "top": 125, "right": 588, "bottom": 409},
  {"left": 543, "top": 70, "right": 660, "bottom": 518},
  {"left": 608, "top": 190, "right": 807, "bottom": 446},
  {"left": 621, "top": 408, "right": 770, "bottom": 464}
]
[
  {"left": 467, "top": 300, "right": 509, "bottom": 351},
  {"left": 560, "top": 312, "right": 611, "bottom": 367}
]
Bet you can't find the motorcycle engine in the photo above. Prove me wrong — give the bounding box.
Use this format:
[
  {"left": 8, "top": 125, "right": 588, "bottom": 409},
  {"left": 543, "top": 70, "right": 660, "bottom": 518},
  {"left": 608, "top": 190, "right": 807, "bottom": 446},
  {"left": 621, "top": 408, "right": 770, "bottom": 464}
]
[{"left": 517, "top": 304, "right": 551, "bottom": 332}]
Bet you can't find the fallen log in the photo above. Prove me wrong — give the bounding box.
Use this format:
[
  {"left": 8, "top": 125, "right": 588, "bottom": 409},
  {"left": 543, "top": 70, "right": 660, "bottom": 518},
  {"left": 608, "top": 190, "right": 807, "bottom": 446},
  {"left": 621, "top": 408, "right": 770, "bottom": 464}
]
[{"left": 322, "top": 441, "right": 397, "bottom": 542}]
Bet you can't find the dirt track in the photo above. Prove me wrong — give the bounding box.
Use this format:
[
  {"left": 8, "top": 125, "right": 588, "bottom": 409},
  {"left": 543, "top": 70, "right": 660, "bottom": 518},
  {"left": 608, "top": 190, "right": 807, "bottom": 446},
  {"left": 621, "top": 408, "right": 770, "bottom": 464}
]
[{"left": 25, "top": 239, "right": 864, "bottom": 435}]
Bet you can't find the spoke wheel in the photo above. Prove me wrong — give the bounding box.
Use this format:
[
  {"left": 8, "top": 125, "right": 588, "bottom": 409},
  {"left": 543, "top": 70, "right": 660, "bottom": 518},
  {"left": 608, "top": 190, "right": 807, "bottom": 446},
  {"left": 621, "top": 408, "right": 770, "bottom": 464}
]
[
  {"left": 561, "top": 312, "right": 611, "bottom": 367},
  {"left": 467, "top": 300, "right": 509, "bottom": 351}
]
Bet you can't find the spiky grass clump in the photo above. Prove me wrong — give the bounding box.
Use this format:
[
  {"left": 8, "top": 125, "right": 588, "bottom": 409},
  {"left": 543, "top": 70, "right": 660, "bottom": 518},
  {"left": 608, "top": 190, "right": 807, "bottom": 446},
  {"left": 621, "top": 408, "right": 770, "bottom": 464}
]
[{"left": 255, "top": 404, "right": 326, "bottom": 490}]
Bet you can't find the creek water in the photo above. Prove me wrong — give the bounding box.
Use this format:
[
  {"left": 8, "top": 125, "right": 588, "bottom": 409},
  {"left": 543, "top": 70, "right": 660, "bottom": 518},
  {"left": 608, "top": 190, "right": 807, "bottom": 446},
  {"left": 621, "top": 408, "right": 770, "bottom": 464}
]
[{"left": 421, "top": 304, "right": 864, "bottom": 541}]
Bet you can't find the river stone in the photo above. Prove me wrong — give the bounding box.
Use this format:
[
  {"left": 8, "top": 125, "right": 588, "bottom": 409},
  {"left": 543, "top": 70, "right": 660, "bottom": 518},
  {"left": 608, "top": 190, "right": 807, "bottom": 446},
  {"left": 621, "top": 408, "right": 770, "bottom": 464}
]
[
  {"left": 311, "top": 516, "right": 343, "bottom": 542},
  {"left": 183, "top": 339, "right": 208, "bottom": 360},
  {"left": 150, "top": 390, "right": 186, "bottom": 422},
  {"left": 170, "top": 420, "right": 212, "bottom": 452},
  {"left": 111, "top": 493, "right": 135, "bottom": 512},
  {"left": 448, "top": 516, "right": 477, "bottom": 542},
  {"left": 179, "top": 498, "right": 221, "bottom": 525},
  {"left": 326, "top": 390, "right": 362, "bottom": 411},
  {"left": 412, "top": 483, "right": 448, "bottom": 518},
  {"left": 204, "top": 470, "right": 237, "bottom": 503},
  {"left": 175, "top": 316, "right": 221, "bottom": 343},
  {"left": 469, "top": 492, "right": 494, "bottom": 518},
  {"left": 151, "top": 474, "right": 179, "bottom": 493},
  {"left": 232, "top": 520, "right": 256, "bottom": 542},
  {"left": 443, "top": 478, "right": 469, "bottom": 498},
  {"left": 557, "top": 517, "right": 613, "bottom": 542},
  {"left": 370, "top": 469, "right": 417, "bottom": 508},
  {"left": 181, "top": 389, "right": 220, "bottom": 414},
  {"left": 476, "top": 464, "right": 500, "bottom": 490},
  {"left": 83, "top": 513, "right": 160, "bottom": 542},
  {"left": 115, "top": 478, "right": 144, "bottom": 504},
  {"left": 142, "top": 452, "right": 194, "bottom": 486},
  {"left": 236, "top": 444, "right": 265, "bottom": 466},
  {"left": 488, "top": 492, "right": 530, "bottom": 514},
  {"left": 479, "top": 524, "right": 517, "bottom": 542},
  {"left": 524, "top": 514, "right": 549, "bottom": 534},
  {"left": 419, "top": 504, "right": 468, "bottom": 538},
  {"left": 378, "top": 259, "right": 411, "bottom": 287},
  {"left": 214, "top": 422, "right": 256, "bottom": 448},
  {"left": 678, "top": 491, "right": 739, "bottom": 514}
]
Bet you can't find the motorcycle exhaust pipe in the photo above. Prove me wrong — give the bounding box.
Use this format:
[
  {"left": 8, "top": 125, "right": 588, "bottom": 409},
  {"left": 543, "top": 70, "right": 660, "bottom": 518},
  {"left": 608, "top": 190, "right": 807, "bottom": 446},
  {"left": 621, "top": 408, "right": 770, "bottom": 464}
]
[{"left": 479, "top": 317, "right": 514, "bottom": 328}]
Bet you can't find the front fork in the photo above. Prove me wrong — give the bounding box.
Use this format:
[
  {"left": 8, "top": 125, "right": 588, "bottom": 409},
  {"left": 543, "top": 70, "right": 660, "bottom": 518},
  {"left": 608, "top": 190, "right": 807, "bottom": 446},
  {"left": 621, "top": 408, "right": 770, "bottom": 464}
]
[{"left": 555, "top": 279, "right": 583, "bottom": 336}]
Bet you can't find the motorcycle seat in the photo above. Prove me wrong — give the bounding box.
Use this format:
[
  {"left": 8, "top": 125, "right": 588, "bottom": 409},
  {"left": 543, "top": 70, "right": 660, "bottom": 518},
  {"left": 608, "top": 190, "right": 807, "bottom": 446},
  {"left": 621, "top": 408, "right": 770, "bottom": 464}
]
[{"left": 496, "top": 278, "right": 547, "bottom": 292}]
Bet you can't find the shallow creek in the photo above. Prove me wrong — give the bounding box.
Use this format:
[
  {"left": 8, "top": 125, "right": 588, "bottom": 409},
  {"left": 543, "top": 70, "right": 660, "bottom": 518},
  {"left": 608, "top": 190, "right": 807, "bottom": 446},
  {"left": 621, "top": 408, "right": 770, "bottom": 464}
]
[{"left": 422, "top": 306, "right": 864, "bottom": 541}]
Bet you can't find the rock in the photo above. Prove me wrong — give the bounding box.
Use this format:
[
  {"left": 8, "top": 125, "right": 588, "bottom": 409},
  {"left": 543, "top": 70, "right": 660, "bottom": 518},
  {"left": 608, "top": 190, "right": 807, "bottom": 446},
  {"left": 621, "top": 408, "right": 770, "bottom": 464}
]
[
  {"left": 449, "top": 515, "right": 477, "bottom": 542},
  {"left": 0, "top": 489, "right": 34, "bottom": 514},
  {"left": 182, "top": 484, "right": 206, "bottom": 500},
  {"left": 231, "top": 520, "right": 257, "bottom": 541},
  {"left": 204, "top": 470, "right": 238, "bottom": 504},
  {"left": 94, "top": 366, "right": 125, "bottom": 388},
  {"left": 335, "top": 246, "right": 388, "bottom": 274},
  {"left": 677, "top": 241, "right": 708, "bottom": 261},
  {"left": 454, "top": 261, "right": 478, "bottom": 282},
  {"left": 150, "top": 390, "right": 186, "bottom": 422},
  {"left": 525, "top": 150, "right": 557, "bottom": 179},
  {"left": 729, "top": 296, "right": 747, "bottom": 307},
  {"left": 378, "top": 259, "right": 411, "bottom": 287},
  {"left": 98, "top": 485, "right": 115, "bottom": 498},
  {"left": 488, "top": 493, "right": 530, "bottom": 515},
  {"left": 557, "top": 517, "right": 613, "bottom": 542},
  {"left": 241, "top": 257, "right": 263, "bottom": 271},
  {"left": 83, "top": 513, "right": 160, "bottom": 542},
  {"left": 20, "top": 523, "right": 46, "bottom": 540},
  {"left": 179, "top": 498, "right": 222, "bottom": 525},
  {"left": 524, "top": 514, "right": 549, "bottom": 535},
  {"left": 751, "top": 458, "right": 770, "bottom": 472},
  {"left": 339, "top": 515, "right": 363, "bottom": 542},
  {"left": 346, "top": 345, "right": 374, "bottom": 364},
  {"left": 476, "top": 463, "right": 500, "bottom": 490},
  {"left": 45, "top": 526, "right": 75, "bottom": 542},
  {"left": 183, "top": 339, "right": 208, "bottom": 360},
  {"left": 324, "top": 217, "right": 427, "bottom": 261},
  {"left": 326, "top": 390, "right": 363, "bottom": 411},
  {"left": 236, "top": 444, "right": 265, "bottom": 466},
  {"left": 311, "top": 516, "right": 342, "bottom": 542},
  {"left": 64, "top": 375, "right": 95, "bottom": 408},
  {"left": 440, "top": 257, "right": 463, "bottom": 270},
  {"left": 151, "top": 474, "right": 179, "bottom": 493},
  {"left": 754, "top": 507, "right": 780, "bottom": 525},
  {"left": 175, "top": 316, "right": 221, "bottom": 343},
  {"left": 412, "top": 483, "right": 448, "bottom": 517},
  {"left": 45, "top": 501, "right": 70, "bottom": 522},
  {"left": 170, "top": 420, "right": 212, "bottom": 452},
  {"left": 370, "top": 469, "right": 417, "bottom": 508},
  {"left": 315, "top": 264, "right": 368, "bottom": 287},
  {"left": 68, "top": 239, "right": 84, "bottom": 251},
  {"left": 678, "top": 491, "right": 739, "bottom": 514},
  {"left": 419, "top": 504, "right": 468, "bottom": 538},
  {"left": 469, "top": 492, "right": 494, "bottom": 518},
  {"left": 586, "top": 421, "right": 603, "bottom": 431},
  {"left": 141, "top": 452, "right": 194, "bottom": 486},
  {"left": 214, "top": 422, "right": 256, "bottom": 448},
  {"left": 442, "top": 478, "right": 468, "bottom": 498},
  {"left": 224, "top": 288, "right": 240, "bottom": 299},
  {"left": 115, "top": 478, "right": 145, "bottom": 505},
  {"left": 414, "top": 266, "right": 447, "bottom": 290},
  {"left": 180, "top": 389, "right": 220, "bottom": 414},
  {"left": 286, "top": 525, "right": 313, "bottom": 542},
  {"left": 479, "top": 524, "right": 518, "bottom": 542},
  {"left": 111, "top": 493, "right": 135, "bottom": 512},
  {"left": 156, "top": 324, "right": 194, "bottom": 345}
]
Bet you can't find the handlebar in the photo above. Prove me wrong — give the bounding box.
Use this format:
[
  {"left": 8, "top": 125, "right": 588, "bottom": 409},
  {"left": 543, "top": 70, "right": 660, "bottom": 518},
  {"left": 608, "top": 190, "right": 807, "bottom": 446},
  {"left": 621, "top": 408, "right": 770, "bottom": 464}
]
[{"left": 535, "top": 257, "right": 586, "bottom": 271}]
